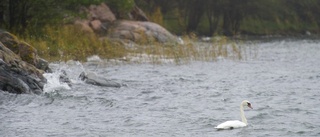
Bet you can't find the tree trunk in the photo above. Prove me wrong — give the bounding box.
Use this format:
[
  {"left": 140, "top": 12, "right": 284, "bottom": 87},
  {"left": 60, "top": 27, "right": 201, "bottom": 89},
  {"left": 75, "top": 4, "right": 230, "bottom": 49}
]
[
  {"left": 9, "top": 0, "right": 16, "bottom": 29},
  {"left": 0, "top": 0, "right": 5, "bottom": 27},
  {"left": 19, "top": 1, "right": 29, "bottom": 29},
  {"left": 222, "top": 11, "right": 232, "bottom": 36},
  {"left": 186, "top": 0, "right": 205, "bottom": 33},
  {"left": 207, "top": 11, "right": 220, "bottom": 36}
]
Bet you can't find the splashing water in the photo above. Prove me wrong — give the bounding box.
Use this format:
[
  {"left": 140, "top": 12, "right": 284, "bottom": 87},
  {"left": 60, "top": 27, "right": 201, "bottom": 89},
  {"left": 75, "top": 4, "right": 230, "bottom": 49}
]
[{"left": 1, "top": 39, "right": 320, "bottom": 137}]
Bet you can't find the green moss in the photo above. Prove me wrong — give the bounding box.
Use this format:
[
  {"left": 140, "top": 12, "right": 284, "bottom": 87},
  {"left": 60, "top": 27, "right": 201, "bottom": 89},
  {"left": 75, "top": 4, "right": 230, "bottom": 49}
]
[
  {"left": 0, "top": 32, "right": 20, "bottom": 54},
  {"left": 18, "top": 41, "right": 38, "bottom": 65}
]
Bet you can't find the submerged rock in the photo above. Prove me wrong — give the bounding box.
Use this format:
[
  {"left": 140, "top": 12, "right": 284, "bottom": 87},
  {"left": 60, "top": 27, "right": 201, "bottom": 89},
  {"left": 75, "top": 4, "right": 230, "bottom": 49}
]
[
  {"left": 59, "top": 70, "right": 72, "bottom": 87},
  {"left": 79, "top": 72, "right": 121, "bottom": 88}
]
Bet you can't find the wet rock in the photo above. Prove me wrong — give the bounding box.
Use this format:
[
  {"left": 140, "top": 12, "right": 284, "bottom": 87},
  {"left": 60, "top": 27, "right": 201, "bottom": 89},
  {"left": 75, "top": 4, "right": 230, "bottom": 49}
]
[
  {"left": 0, "top": 30, "right": 20, "bottom": 54},
  {"left": 18, "top": 41, "right": 38, "bottom": 66},
  {"left": 0, "top": 30, "right": 51, "bottom": 72},
  {"left": 79, "top": 72, "right": 121, "bottom": 88},
  {"left": 36, "top": 58, "right": 52, "bottom": 73},
  {"left": 0, "top": 42, "right": 46, "bottom": 94},
  {"left": 59, "top": 70, "right": 72, "bottom": 87}
]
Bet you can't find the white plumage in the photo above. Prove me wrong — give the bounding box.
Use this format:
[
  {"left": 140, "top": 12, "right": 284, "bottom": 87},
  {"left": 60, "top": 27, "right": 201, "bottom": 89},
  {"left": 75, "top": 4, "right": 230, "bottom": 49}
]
[
  {"left": 215, "top": 100, "right": 253, "bottom": 130},
  {"left": 215, "top": 120, "right": 247, "bottom": 130}
]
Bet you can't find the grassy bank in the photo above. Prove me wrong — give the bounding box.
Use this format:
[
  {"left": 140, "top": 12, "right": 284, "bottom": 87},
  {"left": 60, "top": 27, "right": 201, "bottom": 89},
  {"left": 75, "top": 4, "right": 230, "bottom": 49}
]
[
  {"left": 20, "top": 25, "right": 245, "bottom": 64},
  {"left": 21, "top": 25, "right": 127, "bottom": 62}
]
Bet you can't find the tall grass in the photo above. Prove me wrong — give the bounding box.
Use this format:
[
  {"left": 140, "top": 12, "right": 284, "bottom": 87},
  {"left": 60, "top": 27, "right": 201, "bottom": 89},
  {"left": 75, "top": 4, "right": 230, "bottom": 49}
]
[
  {"left": 127, "top": 36, "right": 246, "bottom": 64},
  {"left": 22, "top": 25, "right": 127, "bottom": 61},
  {"left": 21, "top": 25, "right": 246, "bottom": 64}
]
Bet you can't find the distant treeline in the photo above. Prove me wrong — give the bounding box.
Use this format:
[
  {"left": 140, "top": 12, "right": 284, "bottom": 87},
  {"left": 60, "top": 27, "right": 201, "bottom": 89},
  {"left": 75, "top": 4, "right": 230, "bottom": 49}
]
[
  {"left": 136, "top": 0, "right": 320, "bottom": 36},
  {"left": 1, "top": 0, "right": 319, "bottom": 36}
]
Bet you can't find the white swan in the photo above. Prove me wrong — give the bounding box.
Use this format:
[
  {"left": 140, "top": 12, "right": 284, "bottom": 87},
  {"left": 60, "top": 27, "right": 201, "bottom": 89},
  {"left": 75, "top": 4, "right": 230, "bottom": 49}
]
[{"left": 215, "top": 100, "right": 253, "bottom": 130}]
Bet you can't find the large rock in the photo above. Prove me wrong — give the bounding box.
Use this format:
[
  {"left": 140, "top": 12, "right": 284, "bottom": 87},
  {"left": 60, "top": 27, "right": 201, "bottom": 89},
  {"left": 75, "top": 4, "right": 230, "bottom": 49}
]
[
  {"left": 0, "top": 30, "right": 51, "bottom": 72},
  {"left": 76, "top": 3, "right": 116, "bottom": 33},
  {"left": 0, "top": 41, "right": 46, "bottom": 94},
  {"left": 74, "top": 20, "right": 94, "bottom": 33},
  {"left": 75, "top": 3, "right": 179, "bottom": 44},
  {"left": 108, "top": 20, "right": 178, "bottom": 43},
  {"left": 129, "top": 5, "right": 149, "bottom": 21},
  {"left": 79, "top": 72, "right": 121, "bottom": 88},
  {"left": 87, "top": 3, "right": 116, "bottom": 22},
  {"left": 0, "top": 30, "right": 48, "bottom": 94},
  {"left": 0, "top": 30, "right": 20, "bottom": 54}
]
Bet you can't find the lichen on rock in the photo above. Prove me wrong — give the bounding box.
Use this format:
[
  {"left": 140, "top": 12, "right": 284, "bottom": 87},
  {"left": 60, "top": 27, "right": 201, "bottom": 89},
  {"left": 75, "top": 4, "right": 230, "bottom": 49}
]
[
  {"left": 108, "top": 20, "right": 178, "bottom": 44},
  {"left": 0, "top": 30, "right": 48, "bottom": 94},
  {"left": 74, "top": 3, "right": 179, "bottom": 44}
]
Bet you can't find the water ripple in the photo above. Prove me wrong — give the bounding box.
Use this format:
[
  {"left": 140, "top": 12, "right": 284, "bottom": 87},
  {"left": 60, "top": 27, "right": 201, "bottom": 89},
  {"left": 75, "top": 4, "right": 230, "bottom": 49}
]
[{"left": 2, "top": 40, "right": 320, "bottom": 136}]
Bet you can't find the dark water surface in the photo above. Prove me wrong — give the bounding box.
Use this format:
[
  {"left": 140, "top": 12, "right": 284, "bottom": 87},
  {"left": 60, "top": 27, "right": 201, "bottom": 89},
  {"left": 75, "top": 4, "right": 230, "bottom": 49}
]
[{"left": 1, "top": 39, "right": 320, "bottom": 137}]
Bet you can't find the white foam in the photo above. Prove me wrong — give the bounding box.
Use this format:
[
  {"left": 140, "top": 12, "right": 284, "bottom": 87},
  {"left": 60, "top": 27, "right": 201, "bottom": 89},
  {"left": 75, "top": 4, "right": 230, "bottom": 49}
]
[
  {"left": 87, "top": 55, "right": 102, "bottom": 62},
  {"left": 43, "top": 71, "right": 71, "bottom": 93}
]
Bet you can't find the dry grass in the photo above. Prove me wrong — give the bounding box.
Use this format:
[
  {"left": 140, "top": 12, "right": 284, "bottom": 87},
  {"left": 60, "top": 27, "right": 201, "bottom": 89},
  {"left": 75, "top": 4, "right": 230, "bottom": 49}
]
[
  {"left": 21, "top": 25, "right": 247, "bottom": 64},
  {"left": 127, "top": 35, "right": 247, "bottom": 64},
  {"left": 22, "top": 25, "right": 127, "bottom": 62}
]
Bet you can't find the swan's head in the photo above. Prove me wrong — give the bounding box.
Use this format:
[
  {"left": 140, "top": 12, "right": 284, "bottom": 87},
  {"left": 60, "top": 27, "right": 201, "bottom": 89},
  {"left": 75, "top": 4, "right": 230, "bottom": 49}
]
[{"left": 242, "top": 100, "right": 253, "bottom": 109}]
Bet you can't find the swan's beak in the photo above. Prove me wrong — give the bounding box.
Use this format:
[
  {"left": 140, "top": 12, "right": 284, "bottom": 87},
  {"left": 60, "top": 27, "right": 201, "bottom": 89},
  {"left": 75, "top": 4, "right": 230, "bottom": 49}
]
[{"left": 248, "top": 104, "right": 253, "bottom": 109}]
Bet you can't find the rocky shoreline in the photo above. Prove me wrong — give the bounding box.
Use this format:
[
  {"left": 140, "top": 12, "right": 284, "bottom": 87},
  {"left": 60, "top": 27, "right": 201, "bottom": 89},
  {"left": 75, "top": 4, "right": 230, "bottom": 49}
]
[
  {"left": 0, "top": 30, "right": 125, "bottom": 94},
  {"left": 0, "top": 2, "right": 180, "bottom": 94},
  {"left": 0, "top": 30, "right": 48, "bottom": 94}
]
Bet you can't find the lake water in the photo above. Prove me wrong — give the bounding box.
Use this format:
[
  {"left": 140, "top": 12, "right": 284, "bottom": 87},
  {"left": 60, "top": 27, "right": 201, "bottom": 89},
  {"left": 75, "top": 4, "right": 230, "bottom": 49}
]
[{"left": 1, "top": 39, "right": 320, "bottom": 137}]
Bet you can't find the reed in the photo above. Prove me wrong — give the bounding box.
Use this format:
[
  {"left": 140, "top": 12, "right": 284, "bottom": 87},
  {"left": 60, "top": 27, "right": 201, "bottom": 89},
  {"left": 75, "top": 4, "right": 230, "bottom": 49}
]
[
  {"left": 21, "top": 26, "right": 246, "bottom": 64},
  {"left": 127, "top": 35, "right": 246, "bottom": 64}
]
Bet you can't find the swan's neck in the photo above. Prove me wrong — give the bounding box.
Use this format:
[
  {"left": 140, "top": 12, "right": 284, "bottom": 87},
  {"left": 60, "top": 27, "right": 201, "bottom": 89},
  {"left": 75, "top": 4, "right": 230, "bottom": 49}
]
[{"left": 240, "top": 105, "right": 247, "bottom": 125}]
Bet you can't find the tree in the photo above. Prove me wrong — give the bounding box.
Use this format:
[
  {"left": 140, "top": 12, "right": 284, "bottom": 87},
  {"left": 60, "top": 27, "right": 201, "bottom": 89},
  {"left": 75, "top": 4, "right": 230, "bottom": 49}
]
[
  {"left": 184, "top": 0, "right": 206, "bottom": 33},
  {"left": 205, "top": 0, "right": 223, "bottom": 35},
  {"left": 106, "top": 0, "right": 135, "bottom": 19},
  {"left": 0, "top": 0, "right": 105, "bottom": 33}
]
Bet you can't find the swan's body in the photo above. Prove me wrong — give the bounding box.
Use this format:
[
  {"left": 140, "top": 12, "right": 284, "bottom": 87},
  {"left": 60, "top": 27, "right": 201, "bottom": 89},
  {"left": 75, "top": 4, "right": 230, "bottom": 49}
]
[{"left": 215, "top": 100, "right": 253, "bottom": 130}]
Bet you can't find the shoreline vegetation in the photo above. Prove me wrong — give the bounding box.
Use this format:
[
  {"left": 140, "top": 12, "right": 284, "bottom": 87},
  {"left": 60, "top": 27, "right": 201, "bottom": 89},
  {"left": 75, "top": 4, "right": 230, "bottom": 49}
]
[
  {"left": 1, "top": 0, "right": 319, "bottom": 63},
  {"left": 138, "top": 0, "right": 320, "bottom": 36},
  {"left": 21, "top": 25, "right": 246, "bottom": 64}
]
